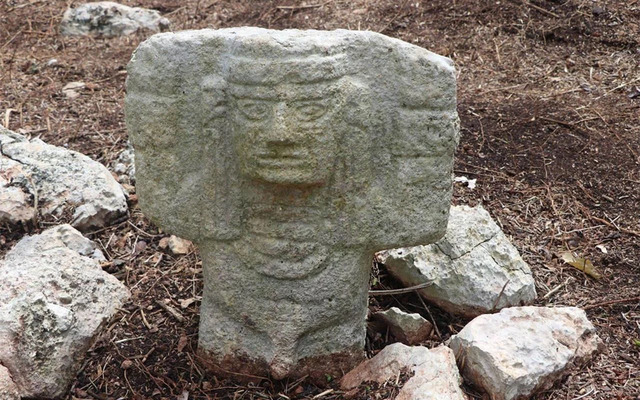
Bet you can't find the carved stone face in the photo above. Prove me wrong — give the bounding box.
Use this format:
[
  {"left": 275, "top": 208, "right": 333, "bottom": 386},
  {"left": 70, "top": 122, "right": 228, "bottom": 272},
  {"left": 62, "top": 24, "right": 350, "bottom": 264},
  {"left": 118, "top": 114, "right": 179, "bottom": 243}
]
[{"left": 230, "top": 81, "right": 340, "bottom": 186}]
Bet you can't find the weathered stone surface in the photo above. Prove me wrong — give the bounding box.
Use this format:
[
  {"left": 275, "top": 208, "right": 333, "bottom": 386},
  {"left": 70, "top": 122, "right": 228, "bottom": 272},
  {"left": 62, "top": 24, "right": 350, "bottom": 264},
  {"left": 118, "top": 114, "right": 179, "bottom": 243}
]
[
  {"left": 377, "top": 205, "right": 536, "bottom": 317},
  {"left": 373, "top": 307, "right": 433, "bottom": 345},
  {"left": 0, "top": 126, "right": 128, "bottom": 230},
  {"left": 449, "top": 306, "right": 602, "bottom": 400},
  {"left": 0, "top": 225, "right": 130, "bottom": 399},
  {"left": 60, "top": 2, "right": 170, "bottom": 37},
  {"left": 341, "top": 343, "right": 466, "bottom": 400},
  {"left": 126, "top": 27, "right": 459, "bottom": 380},
  {"left": 0, "top": 365, "right": 19, "bottom": 400}
]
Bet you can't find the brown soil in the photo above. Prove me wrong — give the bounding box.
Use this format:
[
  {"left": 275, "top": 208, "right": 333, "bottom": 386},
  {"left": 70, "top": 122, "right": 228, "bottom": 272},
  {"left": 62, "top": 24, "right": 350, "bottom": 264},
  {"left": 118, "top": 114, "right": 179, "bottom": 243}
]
[{"left": 1, "top": 1, "right": 639, "bottom": 399}]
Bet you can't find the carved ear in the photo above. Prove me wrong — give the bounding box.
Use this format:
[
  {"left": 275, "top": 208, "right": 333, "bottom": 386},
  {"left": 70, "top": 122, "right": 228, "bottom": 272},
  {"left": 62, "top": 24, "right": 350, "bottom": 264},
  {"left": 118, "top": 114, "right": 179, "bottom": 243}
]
[
  {"left": 339, "top": 77, "right": 378, "bottom": 131},
  {"left": 198, "top": 75, "right": 242, "bottom": 241},
  {"left": 126, "top": 76, "right": 242, "bottom": 242},
  {"left": 200, "top": 75, "right": 228, "bottom": 122}
]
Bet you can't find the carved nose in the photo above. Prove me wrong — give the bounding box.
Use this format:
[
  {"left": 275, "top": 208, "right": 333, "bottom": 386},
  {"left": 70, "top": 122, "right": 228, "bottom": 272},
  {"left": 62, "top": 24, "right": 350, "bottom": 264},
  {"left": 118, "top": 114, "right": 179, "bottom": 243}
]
[{"left": 267, "top": 104, "right": 297, "bottom": 147}]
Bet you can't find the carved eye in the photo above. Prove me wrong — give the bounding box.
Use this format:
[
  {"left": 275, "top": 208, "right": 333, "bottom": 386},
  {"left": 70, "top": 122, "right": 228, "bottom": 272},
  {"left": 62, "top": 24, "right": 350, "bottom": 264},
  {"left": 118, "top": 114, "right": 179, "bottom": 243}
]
[
  {"left": 294, "top": 101, "right": 327, "bottom": 122},
  {"left": 237, "top": 100, "right": 271, "bottom": 121}
]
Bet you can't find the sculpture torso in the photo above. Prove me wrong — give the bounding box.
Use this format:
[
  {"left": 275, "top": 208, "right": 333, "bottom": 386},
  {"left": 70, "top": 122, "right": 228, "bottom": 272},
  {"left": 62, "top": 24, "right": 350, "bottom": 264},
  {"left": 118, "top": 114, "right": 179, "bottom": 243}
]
[{"left": 245, "top": 201, "right": 329, "bottom": 279}]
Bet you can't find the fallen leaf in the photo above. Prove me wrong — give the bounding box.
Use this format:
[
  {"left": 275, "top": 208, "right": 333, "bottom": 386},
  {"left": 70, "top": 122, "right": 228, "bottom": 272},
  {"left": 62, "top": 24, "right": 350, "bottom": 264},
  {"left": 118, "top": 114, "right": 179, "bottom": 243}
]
[
  {"left": 180, "top": 297, "right": 197, "bottom": 309},
  {"left": 62, "top": 81, "right": 85, "bottom": 91},
  {"left": 132, "top": 240, "right": 147, "bottom": 256},
  {"left": 62, "top": 81, "right": 85, "bottom": 98},
  {"left": 177, "top": 390, "right": 189, "bottom": 400},
  {"left": 177, "top": 334, "right": 188, "bottom": 352},
  {"left": 561, "top": 251, "right": 602, "bottom": 279}
]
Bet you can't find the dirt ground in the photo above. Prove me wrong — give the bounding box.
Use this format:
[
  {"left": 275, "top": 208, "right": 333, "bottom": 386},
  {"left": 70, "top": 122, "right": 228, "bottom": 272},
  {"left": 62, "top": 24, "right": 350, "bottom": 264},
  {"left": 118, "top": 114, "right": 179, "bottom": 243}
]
[{"left": 1, "top": 0, "right": 639, "bottom": 399}]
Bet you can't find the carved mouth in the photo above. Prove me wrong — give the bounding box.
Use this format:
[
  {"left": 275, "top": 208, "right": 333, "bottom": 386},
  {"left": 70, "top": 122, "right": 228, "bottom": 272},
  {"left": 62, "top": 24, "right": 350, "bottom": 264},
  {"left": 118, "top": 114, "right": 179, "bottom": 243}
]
[{"left": 255, "top": 157, "right": 310, "bottom": 168}]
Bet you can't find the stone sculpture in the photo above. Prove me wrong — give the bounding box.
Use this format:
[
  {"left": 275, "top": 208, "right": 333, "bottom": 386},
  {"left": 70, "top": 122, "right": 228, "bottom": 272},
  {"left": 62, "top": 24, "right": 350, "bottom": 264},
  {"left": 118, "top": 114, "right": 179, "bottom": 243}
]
[{"left": 125, "top": 27, "right": 459, "bottom": 381}]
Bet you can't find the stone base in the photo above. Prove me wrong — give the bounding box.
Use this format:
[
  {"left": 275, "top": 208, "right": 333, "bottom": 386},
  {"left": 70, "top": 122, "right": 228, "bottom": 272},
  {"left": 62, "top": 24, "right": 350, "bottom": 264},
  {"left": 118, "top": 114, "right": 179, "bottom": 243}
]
[{"left": 196, "top": 347, "right": 364, "bottom": 385}]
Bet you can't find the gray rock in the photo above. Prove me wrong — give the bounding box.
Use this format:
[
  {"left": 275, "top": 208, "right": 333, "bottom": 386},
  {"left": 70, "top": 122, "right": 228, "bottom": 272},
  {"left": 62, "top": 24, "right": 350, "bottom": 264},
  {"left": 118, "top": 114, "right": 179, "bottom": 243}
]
[
  {"left": 10, "top": 223, "right": 106, "bottom": 261},
  {"left": 126, "top": 28, "right": 459, "bottom": 380},
  {"left": 60, "top": 2, "right": 170, "bottom": 37},
  {"left": 449, "top": 306, "right": 602, "bottom": 400},
  {"left": 373, "top": 307, "right": 433, "bottom": 345},
  {"left": 0, "top": 126, "right": 128, "bottom": 231},
  {"left": 0, "top": 225, "right": 130, "bottom": 399},
  {"left": 377, "top": 205, "right": 536, "bottom": 317},
  {"left": 0, "top": 365, "right": 19, "bottom": 400},
  {"left": 341, "top": 343, "right": 467, "bottom": 400}
]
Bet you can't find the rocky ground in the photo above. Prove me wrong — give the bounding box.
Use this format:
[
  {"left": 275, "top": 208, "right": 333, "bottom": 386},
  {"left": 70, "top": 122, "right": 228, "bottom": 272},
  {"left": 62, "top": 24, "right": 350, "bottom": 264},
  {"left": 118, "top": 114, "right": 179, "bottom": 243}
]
[{"left": 1, "top": 0, "right": 639, "bottom": 399}]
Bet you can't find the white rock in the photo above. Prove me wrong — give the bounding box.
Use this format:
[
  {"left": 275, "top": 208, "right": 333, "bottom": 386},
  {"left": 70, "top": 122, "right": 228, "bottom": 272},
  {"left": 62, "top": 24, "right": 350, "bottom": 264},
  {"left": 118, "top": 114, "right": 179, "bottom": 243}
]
[
  {"left": 0, "top": 365, "right": 19, "bottom": 400},
  {"left": 60, "top": 2, "right": 170, "bottom": 37},
  {"left": 341, "top": 343, "right": 467, "bottom": 400},
  {"left": 113, "top": 144, "right": 135, "bottom": 182},
  {"left": 377, "top": 205, "right": 536, "bottom": 317},
  {"left": 0, "top": 225, "right": 130, "bottom": 399},
  {"left": 0, "top": 126, "right": 128, "bottom": 230},
  {"left": 449, "top": 306, "right": 602, "bottom": 400},
  {"left": 373, "top": 307, "right": 433, "bottom": 345}
]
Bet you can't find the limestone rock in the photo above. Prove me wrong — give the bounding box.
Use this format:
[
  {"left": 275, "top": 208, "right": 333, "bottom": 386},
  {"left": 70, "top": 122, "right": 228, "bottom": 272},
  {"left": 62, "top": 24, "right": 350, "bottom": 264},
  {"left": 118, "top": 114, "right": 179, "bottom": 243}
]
[
  {"left": 159, "top": 235, "right": 192, "bottom": 255},
  {"left": 0, "top": 365, "right": 19, "bottom": 400},
  {"left": 0, "top": 126, "right": 128, "bottom": 230},
  {"left": 60, "top": 2, "right": 170, "bottom": 37},
  {"left": 373, "top": 307, "right": 433, "bottom": 345},
  {"left": 449, "top": 306, "right": 602, "bottom": 400},
  {"left": 113, "top": 144, "right": 135, "bottom": 183},
  {"left": 10, "top": 223, "right": 107, "bottom": 261},
  {"left": 377, "top": 205, "right": 536, "bottom": 317},
  {"left": 0, "top": 156, "right": 35, "bottom": 224},
  {"left": 126, "top": 27, "right": 459, "bottom": 380},
  {"left": 0, "top": 185, "right": 34, "bottom": 224},
  {"left": 0, "top": 225, "right": 130, "bottom": 399},
  {"left": 341, "top": 343, "right": 467, "bottom": 400},
  {"left": 168, "top": 235, "right": 192, "bottom": 255}
]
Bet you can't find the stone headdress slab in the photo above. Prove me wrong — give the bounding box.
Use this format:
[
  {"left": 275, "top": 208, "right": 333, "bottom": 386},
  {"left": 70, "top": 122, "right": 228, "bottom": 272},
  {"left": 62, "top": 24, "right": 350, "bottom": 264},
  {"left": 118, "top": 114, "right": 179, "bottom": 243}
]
[{"left": 126, "top": 28, "right": 459, "bottom": 250}]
